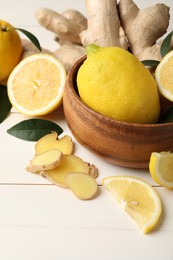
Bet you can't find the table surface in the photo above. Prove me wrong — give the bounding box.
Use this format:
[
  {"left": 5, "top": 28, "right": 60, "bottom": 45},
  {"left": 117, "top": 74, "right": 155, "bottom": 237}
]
[{"left": 1, "top": 1, "right": 173, "bottom": 259}]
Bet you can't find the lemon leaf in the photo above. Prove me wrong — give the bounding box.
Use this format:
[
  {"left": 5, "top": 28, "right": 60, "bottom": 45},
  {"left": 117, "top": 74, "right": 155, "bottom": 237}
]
[
  {"left": 141, "top": 60, "right": 160, "bottom": 67},
  {"left": 160, "top": 106, "right": 173, "bottom": 123},
  {"left": 7, "top": 118, "right": 63, "bottom": 141},
  {"left": 14, "top": 28, "right": 42, "bottom": 51},
  {"left": 160, "top": 31, "right": 173, "bottom": 58},
  {"left": 0, "top": 84, "right": 12, "bottom": 123}
]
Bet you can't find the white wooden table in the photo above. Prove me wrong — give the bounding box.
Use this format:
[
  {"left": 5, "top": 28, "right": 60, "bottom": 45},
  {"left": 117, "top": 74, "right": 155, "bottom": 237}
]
[{"left": 0, "top": 1, "right": 173, "bottom": 259}]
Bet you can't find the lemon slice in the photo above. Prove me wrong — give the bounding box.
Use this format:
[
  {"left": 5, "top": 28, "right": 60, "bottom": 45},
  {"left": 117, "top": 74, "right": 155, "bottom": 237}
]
[
  {"left": 102, "top": 176, "right": 162, "bottom": 234},
  {"left": 149, "top": 151, "right": 173, "bottom": 189},
  {"left": 7, "top": 53, "right": 66, "bottom": 116},
  {"left": 155, "top": 50, "right": 173, "bottom": 101}
]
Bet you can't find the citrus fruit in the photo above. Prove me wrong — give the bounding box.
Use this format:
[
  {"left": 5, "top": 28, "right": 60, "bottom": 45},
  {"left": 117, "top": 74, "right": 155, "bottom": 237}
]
[
  {"left": 77, "top": 45, "right": 160, "bottom": 124},
  {"left": 0, "top": 20, "right": 23, "bottom": 81},
  {"left": 102, "top": 175, "right": 162, "bottom": 234},
  {"left": 7, "top": 53, "right": 66, "bottom": 116},
  {"left": 155, "top": 50, "right": 173, "bottom": 101},
  {"left": 149, "top": 151, "right": 173, "bottom": 189}
]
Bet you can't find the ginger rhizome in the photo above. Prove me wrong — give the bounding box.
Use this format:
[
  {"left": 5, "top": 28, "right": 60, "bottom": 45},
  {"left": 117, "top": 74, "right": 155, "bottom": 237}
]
[
  {"left": 27, "top": 134, "right": 99, "bottom": 200},
  {"left": 34, "top": 0, "right": 171, "bottom": 72}
]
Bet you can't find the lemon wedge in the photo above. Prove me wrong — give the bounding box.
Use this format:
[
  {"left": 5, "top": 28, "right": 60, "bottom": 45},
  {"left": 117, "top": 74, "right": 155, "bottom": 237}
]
[
  {"left": 155, "top": 50, "right": 173, "bottom": 101},
  {"left": 102, "top": 175, "right": 162, "bottom": 234},
  {"left": 149, "top": 151, "right": 173, "bottom": 189}
]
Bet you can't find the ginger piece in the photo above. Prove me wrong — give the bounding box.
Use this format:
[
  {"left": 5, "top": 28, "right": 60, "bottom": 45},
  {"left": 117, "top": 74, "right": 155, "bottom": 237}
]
[
  {"left": 88, "top": 164, "right": 98, "bottom": 179},
  {"left": 53, "top": 44, "right": 86, "bottom": 72},
  {"left": 118, "top": 0, "right": 170, "bottom": 61},
  {"left": 27, "top": 149, "right": 62, "bottom": 173},
  {"left": 21, "top": 39, "right": 51, "bottom": 60},
  {"left": 35, "top": 8, "right": 86, "bottom": 45},
  {"left": 80, "top": 0, "right": 127, "bottom": 48},
  {"left": 44, "top": 154, "right": 90, "bottom": 188},
  {"left": 35, "top": 132, "right": 73, "bottom": 155},
  {"left": 65, "top": 172, "right": 98, "bottom": 200}
]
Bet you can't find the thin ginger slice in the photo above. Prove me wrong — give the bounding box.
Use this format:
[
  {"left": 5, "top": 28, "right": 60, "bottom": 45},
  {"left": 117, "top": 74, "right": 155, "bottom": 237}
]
[
  {"left": 65, "top": 172, "right": 98, "bottom": 200},
  {"left": 35, "top": 132, "right": 73, "bottom": 155},
  {"left": 44, "top": 154, "right": 90, "bottom": 188},
  {"left": 27, "top": 149, "right": 62, "bottom": 173}
]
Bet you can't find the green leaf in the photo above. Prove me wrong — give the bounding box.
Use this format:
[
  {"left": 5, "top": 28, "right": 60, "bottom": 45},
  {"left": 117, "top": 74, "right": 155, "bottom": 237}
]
[
  {"left": 141, "top": 60, "right": 160, "bottom": 67},
  {"left": 160, "top": 106, "right": 173, "bottom": 123},
  {"left": 7, "top": 118, "right": 63, "bottom": 141},
  {"left": 0, "top": 85, "right": 12, "bottom": 123},
  {"left": 160, "top": 31, "right": 173, "bottom": 58},
  {"left": 14, "top": 28, "right": 42, "bottom": 51}
]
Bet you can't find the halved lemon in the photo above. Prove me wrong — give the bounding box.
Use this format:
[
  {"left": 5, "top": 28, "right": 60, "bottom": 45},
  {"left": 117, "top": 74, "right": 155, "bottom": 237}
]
[
  {"left": 155, "top": 50, "right": 173, "bottom": 101},
  {"left": 102, "top": 175, "right": 162, "bottom": 234},
  {"left": 149, "top": 151, "right": 173, "bottom": 189},
  {"left": 7, "top": 53, "right": 66, "bottom": 116}
]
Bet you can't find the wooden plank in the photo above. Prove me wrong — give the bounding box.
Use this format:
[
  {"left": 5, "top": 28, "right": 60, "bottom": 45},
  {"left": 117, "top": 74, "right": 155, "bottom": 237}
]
[{"left": 0, "top": 185, "right": 172, "bottom": 260}]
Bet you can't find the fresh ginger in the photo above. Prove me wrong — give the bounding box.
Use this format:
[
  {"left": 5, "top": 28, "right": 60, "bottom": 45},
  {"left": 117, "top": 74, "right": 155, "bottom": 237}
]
[
  {"left": 35, "top": 8, "right": 87, "bottom": 45},
  {"left": 118, "top": 0, "right": 170, "bottom": 61},
  {"left": 43, "top": 154, "right": 91, "bottom": 188},
  {"left": 34, "top": 0, "right": 171, "bottom": 71},
  {"left": 27, "top": 149, "right": 62, "bottom": 173},
  {"left": 65, "top": 172, "right": 98, "bottom": 200},
  {"left": 35, "top": 132, "right": 74, "bottom": 155}
]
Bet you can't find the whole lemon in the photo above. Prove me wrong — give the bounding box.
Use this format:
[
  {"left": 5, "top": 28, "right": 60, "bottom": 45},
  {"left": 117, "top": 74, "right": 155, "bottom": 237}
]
[
  {"left": 77, "top": 45, "right": 160, "bottom": 124},
  {"left": 0, "top": 20, "right": 23, "bottom": 81}
]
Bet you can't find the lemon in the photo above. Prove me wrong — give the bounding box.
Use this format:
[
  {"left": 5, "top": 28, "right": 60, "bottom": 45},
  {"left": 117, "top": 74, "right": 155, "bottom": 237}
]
[
  {"left": 102, "top": 175, "right": 162, "bottom": 234},
  {"left": 0, "top": 20, "right": 23, "bottom": 81},
  {"left": 7, "top": 53, "right": 66, "bottom": 116},
  {"left": 149, "top": 151, "right": 173, "bottom": 189},
  {"left": 77, "top": 45, "right": 160, "bottom": 124},
  {"left": 155, "top": 50, "right": 173, "bottom": 101}
]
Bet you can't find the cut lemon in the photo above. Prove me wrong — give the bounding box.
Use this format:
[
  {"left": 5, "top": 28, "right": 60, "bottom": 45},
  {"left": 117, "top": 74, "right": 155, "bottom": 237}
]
[
  {"left": 155, "top": 50, "right": 173, "bottom": 101},
  {"left": 7, "top": 53, "right": 66, "bottom": 116},
  {"left": 102, "top": 175, "right": 162, "bottom": 234},
  {"left": 149, "top": 151, "right": 173, "bottom": 189}
]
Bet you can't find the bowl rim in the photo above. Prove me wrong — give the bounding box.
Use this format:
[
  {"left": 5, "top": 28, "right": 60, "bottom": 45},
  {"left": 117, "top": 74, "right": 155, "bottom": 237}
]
[{"left": 67, "top": 55, "right": 173, "bottom": 130}]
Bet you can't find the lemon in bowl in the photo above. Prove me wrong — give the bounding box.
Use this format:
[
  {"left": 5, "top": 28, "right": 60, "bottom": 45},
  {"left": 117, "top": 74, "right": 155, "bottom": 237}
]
[
  {"left": 63, "top": 46, "right": 173, "bottom": 169},
  {"left": 77, "top": 45, "right": 160, "bottom": 124}
]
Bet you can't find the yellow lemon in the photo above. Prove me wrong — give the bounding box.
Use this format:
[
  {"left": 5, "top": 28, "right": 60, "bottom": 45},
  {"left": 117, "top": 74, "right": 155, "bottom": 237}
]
[
  {"left": 155, "top": 50, "right": 173, "bottom": 101},
  {"left": 102, "top": 175, "right": 162, "bottom": 234},
  {"left": 7, "top": 53, "right": 66, "bottom": 116},
  {"left": 77, "top": 45, "right": 160, "bottom": 124},
  {"left": 0, "top": 20, "right": 23, "bottom": 81},
  {"left": 149, "top": 151, "right": 173, "bottom": 189}
]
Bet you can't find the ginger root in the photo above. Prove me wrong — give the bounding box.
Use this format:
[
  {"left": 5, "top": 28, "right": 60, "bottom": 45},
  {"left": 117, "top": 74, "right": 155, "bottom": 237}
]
[
  {"left": 44, "top": 154, "right": 91, "bottom": 188},
  {"left": 65, "top": 172, "right": 98, "bottom": 200},
  {"left": 35, "top": 0, "right": 171, "bottom": 70},
  {"left": 27, "top": 149, "right": 62, "bottom": 173},
  {"left": 53, "top": 44, "right": 86, "bottom": 72},
  {"left": 35, "top": 132, "right": 74, "bottom": 155},
  {"left": 118, "top": 0, "right": 170, "bottom": 61},
  {"left": 27, "top": 133, "right": 99, "bottom": 192},
  {"left": 80, "top": 0, "right": 127, "bottom": 48},
  {"left": 35, "top": 8, "right": 87, "bottom": 45}
]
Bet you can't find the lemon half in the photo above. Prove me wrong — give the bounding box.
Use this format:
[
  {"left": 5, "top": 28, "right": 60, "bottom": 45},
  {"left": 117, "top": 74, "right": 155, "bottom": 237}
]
[{"left": 7, "top": 53, "right": 66, "bottom": 116}]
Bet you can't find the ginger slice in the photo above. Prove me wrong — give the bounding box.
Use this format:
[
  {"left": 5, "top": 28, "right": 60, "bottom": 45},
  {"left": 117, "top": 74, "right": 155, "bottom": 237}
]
[
  {"left": 35, "top": 132, "right": 73, "bottom": 155},
  {"left": 27, "top": 149, "right": 62, "bottom": 173},
  {"left": 44, "top": 154, "right": 90, "bottom": 188},
  {"left": 65, "top": 172, "right": 98, "bottom": 200}
]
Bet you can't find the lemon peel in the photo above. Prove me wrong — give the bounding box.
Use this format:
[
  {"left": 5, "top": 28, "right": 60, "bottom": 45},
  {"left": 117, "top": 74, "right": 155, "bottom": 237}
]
[{"left": 77, "top": 45, "right": 160, "bottom": 124}]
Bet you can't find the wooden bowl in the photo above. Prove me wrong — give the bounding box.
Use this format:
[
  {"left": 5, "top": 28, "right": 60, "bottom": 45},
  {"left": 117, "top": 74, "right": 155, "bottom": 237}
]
[{"left": 63, "top": 56, "right": 173, "bottom": 169}]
